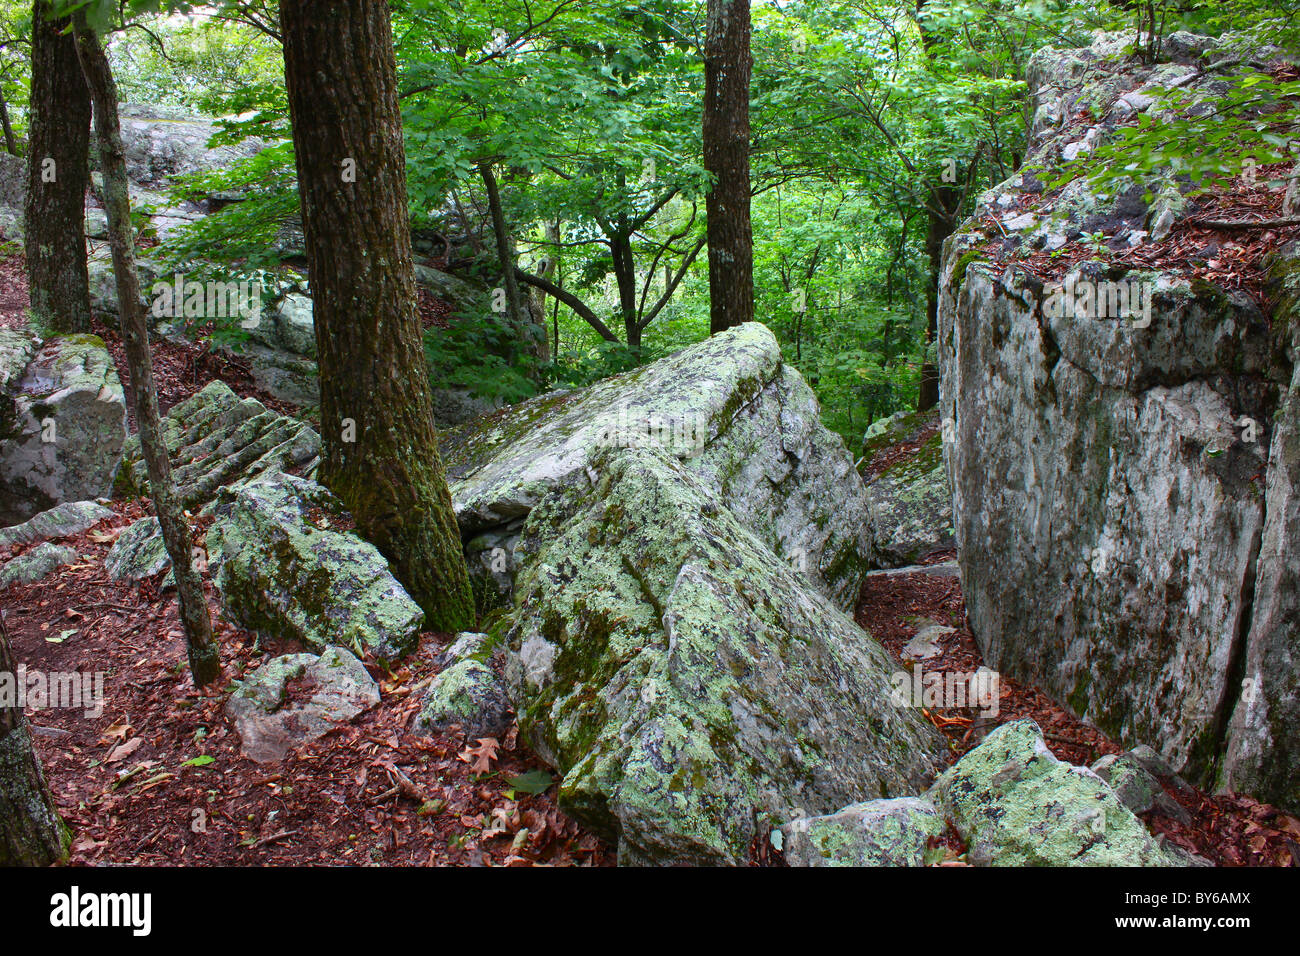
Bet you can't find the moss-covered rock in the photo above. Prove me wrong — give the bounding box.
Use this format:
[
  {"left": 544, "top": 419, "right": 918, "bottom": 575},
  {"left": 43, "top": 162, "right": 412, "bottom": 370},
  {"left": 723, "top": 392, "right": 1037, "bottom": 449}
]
[
  {"left": 0, "top": 500, "right": 113, "bottom": 549},
  {"left": 205, "top": 473, "right": 423, "bottom": 661},
  {"left": 780, "top": 797, "right": 944, "bottom": 867},
  {"left": 116, "top": 380, "right": 319, "bottom": 509},
  {"left": 860, "top": 409, "right": 954, "bottom": 566},
  {"left": 411, "top": 658, "right": 511, "bottom": 740},
  {"left": 443, "top": 323, "right": 872, "bottom": 612},
  {"left": 502, "top": 442, "right": 946, "bottom": 865},
  {"left": 104, "top": 517, "right": 172, "bottom": 583},
  {"left": 930, "top": 720, "right": 1179, "bottom": 866},
  {"left": 0, "top": 542, "right": 79, "bottom": 588}
]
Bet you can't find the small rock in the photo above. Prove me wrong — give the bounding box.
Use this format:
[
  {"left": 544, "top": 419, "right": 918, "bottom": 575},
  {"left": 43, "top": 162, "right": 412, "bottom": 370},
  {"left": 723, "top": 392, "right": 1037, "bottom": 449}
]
[
  {"left": 411, "top": 658, "right": 511, "bottom": 740},
  {"left": 780, "top": 797, "right": 944, "bottom": 867},
  {"left": 0, "top": 543, "right": 80, "bottom": 588},
  {"left": 901, "top": 624, "right": 954, "bottom": 661},
  {"left": 226, "top": 646, "right": 378, "bottom": 763},
  {"left": 104, "top": 517, "right": 172, "bottom": 582}
]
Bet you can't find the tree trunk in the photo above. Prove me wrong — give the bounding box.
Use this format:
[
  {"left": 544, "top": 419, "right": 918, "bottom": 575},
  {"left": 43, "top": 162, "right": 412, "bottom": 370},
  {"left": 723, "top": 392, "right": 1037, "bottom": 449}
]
[
  {"left": 280, "top": 0, "right": 474, "bottom": 632},
  {"left": 25, "top": 0, "right": 92, "bottom": 334},
  {"left": 0, "top": 613, "right": 67, "bottom": 866},
  {"left": 0, "top": 89, "right": 16, "bottom": 155},
  {"left": 917, "top": 183, "right": 960, "bottom": 412},
  {"left": 703, "top": 0, "right": 753, "bottom": 335},
  {"left": 71, "top": 13, "right": 221, "bottom": 687},
  {"left": 479, "top": 161, "right": 530, "bottom": 364}
]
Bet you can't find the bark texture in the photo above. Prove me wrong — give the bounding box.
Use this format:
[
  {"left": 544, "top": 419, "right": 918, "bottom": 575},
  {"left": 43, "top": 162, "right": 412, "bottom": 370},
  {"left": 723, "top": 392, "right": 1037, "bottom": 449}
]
[
  {"left": 0, "top": 614, "right": 67, "bottom": 866},
  {"left": 26, "top": 0, "right": 92, "bottom": 334},
  {"left": 703, "top": 0, "right": 753, "bottom": 335},
  {"left": 72, "top": 14, "right": 221, "bottom": 686},
  {"left": 280, "top": 0, "right": 475, "bottom": 631}
]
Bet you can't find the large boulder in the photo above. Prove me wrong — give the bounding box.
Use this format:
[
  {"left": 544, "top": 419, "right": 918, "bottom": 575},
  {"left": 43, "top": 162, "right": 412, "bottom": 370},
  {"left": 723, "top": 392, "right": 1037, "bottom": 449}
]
[
  {"left": 119, "top": 104, "right": 266, "bottom": 189},
  {"left": 0, "top": 542, "right": 79, "bottom": 588},
  {"left": 937, "top": 27, "right": 1298, "bottom": 800},
  {"left": 860, "top": 409, "right": 954, "bottom": 566},
  {"left": 0, "top": 333, "right": 127, "bottom": 526},
  {"left": 502, "top": 442, "right": 946, "bottom": 865},
  {"left": 443, "top": 323, "right": 873, "bottom": 612},
  {"left": 204, "top": 472, "right": 424, "bottom": 661}
]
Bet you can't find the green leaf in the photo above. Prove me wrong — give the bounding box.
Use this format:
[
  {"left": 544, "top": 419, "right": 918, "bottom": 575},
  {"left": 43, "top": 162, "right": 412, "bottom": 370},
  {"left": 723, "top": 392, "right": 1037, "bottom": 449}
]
[
  {"left": 504, "top": 770, "right": 554, "bottom": 794},
  {"left": 181, "top": 755, "right": 216, "bottom": 768}
]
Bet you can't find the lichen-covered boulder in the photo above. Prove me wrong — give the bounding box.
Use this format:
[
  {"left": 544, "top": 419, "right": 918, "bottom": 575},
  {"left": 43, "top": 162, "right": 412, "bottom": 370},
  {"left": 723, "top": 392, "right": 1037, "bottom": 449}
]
[
  {"left": 225, "top": 646, "right": 379, "bottom": 763},
  {"left": 443, "top": 323, "right": 872, "bottom": 611},
  {"left": 411, "top": 659, "right": 511, "bottom": 740},
  {"left": 779, "top": 797, "right": 944, "bottom": 867},
  {"left": 116, "top": 379, "right": 319, "bottom": 509},
  {"left": 0, "top": 542, "right": 79, "bottom": 588},
  {"left": 0, "top": 500, "right": 113, "bottom": 550},
  {"left": 930, "top": 721, "right": 1179, "bottom": 866},
  {"left": 860, "top": 409, "right": 953, "bottom": 566},
  {"left": 502, "top": 443, "right": 946, "bottom": 865},
  {"left": 205, "top": 473, "right": 423, "bottom": 660},
  {"left": 104, "top": 517, "right": 171, "bottom": 582},
  {"left": 936, "top": 26, "right": 1298, "bottom": 798},
  {"left": 0, "top": 334, "right": 127, "bottom": 526},
  {"left": 1090, "top": 751, "right": 1189, "bottom": 822}
]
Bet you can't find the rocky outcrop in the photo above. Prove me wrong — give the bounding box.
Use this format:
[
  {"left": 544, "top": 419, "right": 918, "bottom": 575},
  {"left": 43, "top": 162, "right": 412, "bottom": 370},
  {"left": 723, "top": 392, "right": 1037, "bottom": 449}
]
[
  {"left": 115, "top": 380, "right": 319, "bottom": 509},
  {"left": 0, "top": 333, "right": 127, "bottom": 526},
  {"left": 782, "top": 721, "right": 1183, "bottom": 866},
  {"left": 443, "top": 323, "right": 873, "bottom": 613},
  {"left": 937, "top": 28, "right": 1300, "bottom": 803},
  {"left": 501, "top": 442, "right": 945, "bottom": 865},
  {"left": 204, "top": 473, "right": 424, "bottom": 661},
  {"left": 226, "top": 646, "right": 379, "bottom": 763},
  {"left": 860, "top": 409, "right": 954, "bottom": 565}
]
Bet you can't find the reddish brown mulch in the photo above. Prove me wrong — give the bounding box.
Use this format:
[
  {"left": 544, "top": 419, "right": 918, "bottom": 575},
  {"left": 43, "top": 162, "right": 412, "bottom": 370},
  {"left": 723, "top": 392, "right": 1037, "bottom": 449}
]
[
  {"left": 1, "top": 504, "right": 613, "bottom": 867},
  {"left": 0, "top": 248, "right": 30, "bottom": 329},
  {"left": 857, "top": 569, "right": 1300, "bottom": 867}
]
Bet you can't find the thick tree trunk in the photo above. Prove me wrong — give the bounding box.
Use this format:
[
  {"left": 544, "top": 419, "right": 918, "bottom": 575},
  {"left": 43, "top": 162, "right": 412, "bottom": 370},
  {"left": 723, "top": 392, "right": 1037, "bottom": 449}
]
[
  {"left": 0, "top": 614, "right": 67, "bottom": 866},
  {"left": 917, "top": 183, "right": 960, "bottom": 412},
  {"left": 703, "top": 0, "right": 753, "bottom": 335},
  {"left": 71, "top": 14, "right": 221, "bottom": 686},
  {"left": 280, "top": 0, "right": 474, "bottom": 632},
  {"left": 25, "top": 0, "right": 92, "bottom": 334}
]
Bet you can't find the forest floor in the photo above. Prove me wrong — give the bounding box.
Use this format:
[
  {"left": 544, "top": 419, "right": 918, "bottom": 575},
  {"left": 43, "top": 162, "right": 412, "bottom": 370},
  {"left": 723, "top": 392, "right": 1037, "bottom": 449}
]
[{"left": 2, "top": 248, "right": 1297, "bottom": 866}]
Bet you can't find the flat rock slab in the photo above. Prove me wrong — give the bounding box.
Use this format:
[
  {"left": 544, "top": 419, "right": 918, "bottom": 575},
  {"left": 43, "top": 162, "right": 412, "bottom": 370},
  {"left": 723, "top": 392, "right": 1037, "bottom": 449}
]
[
  {"left": 0, "top": 500, "right": 113, "bottom": 549},
  {"left": 503, "top": 443, "right": 945, "bottom": 865},
  {"left": 226, "top": 646, "right": 379, "bottom": 763}
]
